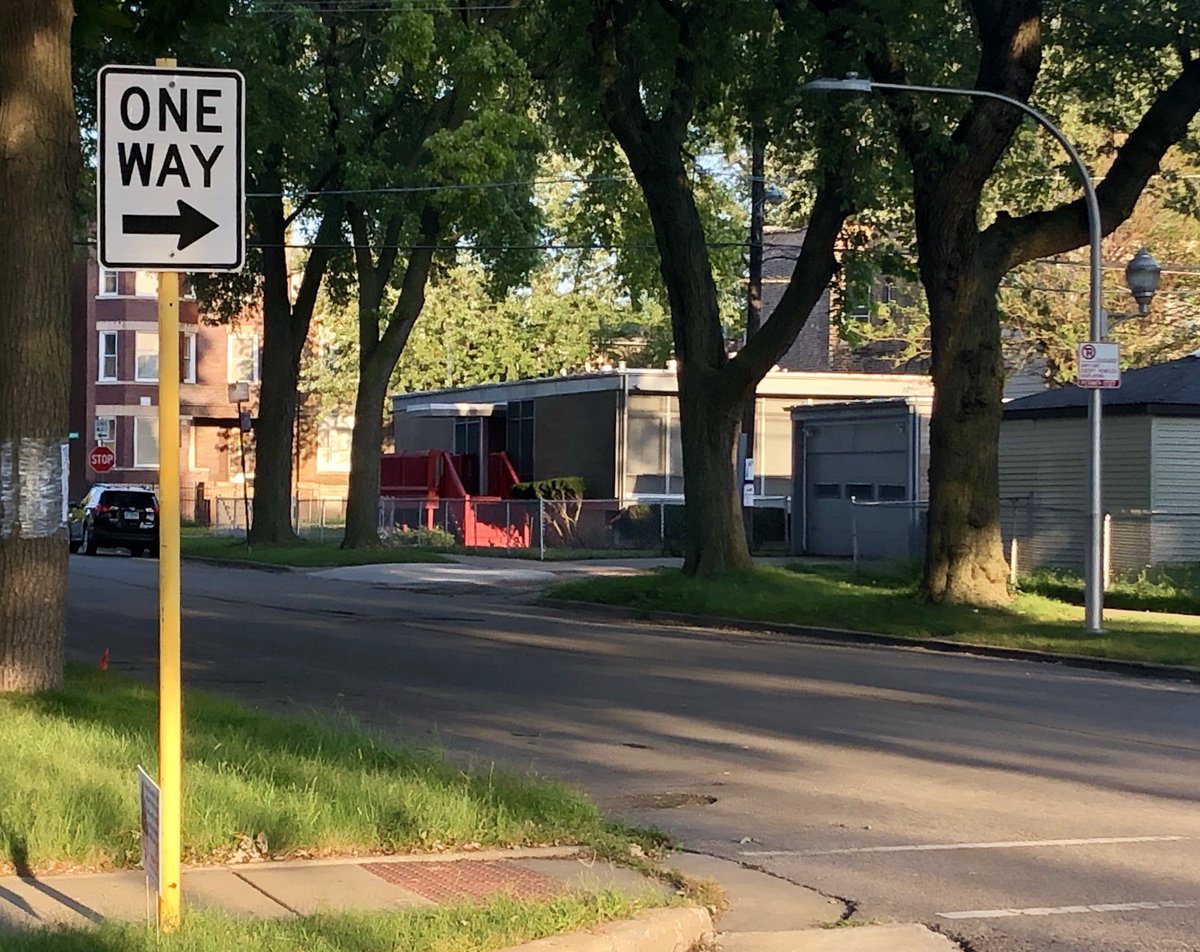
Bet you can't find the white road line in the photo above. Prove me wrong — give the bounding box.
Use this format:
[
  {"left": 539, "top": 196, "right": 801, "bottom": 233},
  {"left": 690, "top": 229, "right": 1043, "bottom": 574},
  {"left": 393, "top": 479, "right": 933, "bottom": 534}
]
[
  {"left": 938, "top": 900, "right": 1200, "bottom": 920},
  {"left": 740, "top": 834, "right": 1191, "bottom": 857}
]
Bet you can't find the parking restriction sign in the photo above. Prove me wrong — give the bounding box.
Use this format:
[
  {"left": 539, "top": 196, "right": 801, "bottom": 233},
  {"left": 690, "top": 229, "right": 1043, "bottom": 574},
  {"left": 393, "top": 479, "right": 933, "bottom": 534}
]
[{"left": 1077, "top": 341, "right": 1121, "bottom": 389}]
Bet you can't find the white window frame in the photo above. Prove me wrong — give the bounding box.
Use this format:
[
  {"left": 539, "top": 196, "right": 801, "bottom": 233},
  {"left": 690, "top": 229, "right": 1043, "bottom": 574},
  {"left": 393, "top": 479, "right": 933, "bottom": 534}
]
[
  {"left": 133, "top": 417, "right": 159, "bottom": 469},
  {"left": 134, "top": 271, "right": 159, "bottom": 297},
  {"left": 135, "top": 332, "right": 158, "bottom": 383},
  {"left": 182, "top": 331, "right": 197, "bottom": 383},
  {"left": 228, "top": 334, "right": 259, "bottom": 384},
  {"left": 99, "top": 268, "right": 120, "bottom": 297},
  {"left": 98, "top": 331, "right": 118, "bottom": 382},
  {"left": 316, "top": 414, "right": 355, "bottom": 473}
]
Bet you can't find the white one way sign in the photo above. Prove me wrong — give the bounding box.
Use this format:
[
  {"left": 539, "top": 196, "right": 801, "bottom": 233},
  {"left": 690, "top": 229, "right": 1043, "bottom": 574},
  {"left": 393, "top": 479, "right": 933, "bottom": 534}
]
[{"left": 98, "top": 66, "right": 245, "bottom": 272}]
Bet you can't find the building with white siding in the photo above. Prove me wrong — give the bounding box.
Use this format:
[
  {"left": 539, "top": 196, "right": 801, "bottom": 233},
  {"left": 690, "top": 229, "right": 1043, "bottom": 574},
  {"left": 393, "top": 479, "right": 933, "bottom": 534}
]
[{"left": 1000, "top": 355, "right": 1200, "bottom": 573}]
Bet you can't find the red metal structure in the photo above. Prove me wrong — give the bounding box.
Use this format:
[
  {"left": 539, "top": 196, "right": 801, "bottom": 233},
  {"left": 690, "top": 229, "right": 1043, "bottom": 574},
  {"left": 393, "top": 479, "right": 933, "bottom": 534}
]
[{"left": 379, "top": 450, "right": 529, "bottom": 547}]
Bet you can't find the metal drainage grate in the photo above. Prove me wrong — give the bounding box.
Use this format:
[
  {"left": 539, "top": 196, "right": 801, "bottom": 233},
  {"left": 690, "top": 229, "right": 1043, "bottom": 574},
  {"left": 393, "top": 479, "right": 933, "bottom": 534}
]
[{"left": 361, "top": 860, "right": 564, "bottom": 903}]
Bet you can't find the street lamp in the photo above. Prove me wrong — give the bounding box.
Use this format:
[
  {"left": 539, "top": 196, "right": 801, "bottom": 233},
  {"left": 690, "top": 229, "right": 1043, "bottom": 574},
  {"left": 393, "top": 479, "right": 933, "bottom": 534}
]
[{"left": 802, "top": 74, "right": 1153, "bottom": 631}]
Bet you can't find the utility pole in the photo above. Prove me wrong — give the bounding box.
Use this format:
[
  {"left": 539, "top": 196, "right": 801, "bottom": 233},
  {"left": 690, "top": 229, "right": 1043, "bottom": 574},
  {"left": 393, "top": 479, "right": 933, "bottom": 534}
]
[{"left": 739, "top": 126, "right": 766, "bottom": 550}]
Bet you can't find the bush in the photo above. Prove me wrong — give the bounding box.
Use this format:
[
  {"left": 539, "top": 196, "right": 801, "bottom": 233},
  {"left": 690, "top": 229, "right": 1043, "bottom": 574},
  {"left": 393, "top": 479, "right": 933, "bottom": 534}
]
[
  {"left": 511, "top": 477, "right": 585, "bottom": 500},
  {"left": 381, "top": 525, "right": 456, "bottom": 548}
]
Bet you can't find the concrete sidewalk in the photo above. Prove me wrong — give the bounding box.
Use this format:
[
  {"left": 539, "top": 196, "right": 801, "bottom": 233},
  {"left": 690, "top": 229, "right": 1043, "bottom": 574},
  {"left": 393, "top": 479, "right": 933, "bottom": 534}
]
[{"left": 0, "top": 847, "right": 956, "bottom": 951}]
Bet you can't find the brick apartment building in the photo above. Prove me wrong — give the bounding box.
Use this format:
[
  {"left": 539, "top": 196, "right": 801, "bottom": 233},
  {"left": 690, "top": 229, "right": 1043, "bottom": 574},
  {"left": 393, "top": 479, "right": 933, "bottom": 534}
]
[{"left": 68, "top": 253, "right": 351, "bottom": 514}]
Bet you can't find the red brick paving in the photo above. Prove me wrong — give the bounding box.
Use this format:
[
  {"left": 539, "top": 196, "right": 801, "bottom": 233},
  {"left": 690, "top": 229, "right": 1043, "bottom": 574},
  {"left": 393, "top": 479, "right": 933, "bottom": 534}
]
[{"left": 361, "top": 860, "right": 565, "bottom": 904}]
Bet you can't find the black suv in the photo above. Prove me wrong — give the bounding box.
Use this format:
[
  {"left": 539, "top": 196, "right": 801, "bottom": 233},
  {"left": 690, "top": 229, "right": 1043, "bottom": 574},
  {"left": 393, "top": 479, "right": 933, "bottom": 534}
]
[{"left": 69, "top": 485, "right": 159, "bottom": 557}]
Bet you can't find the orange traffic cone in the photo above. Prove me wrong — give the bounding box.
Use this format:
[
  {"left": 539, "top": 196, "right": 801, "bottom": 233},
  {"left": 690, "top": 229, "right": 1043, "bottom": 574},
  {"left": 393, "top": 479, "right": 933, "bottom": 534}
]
[{"left": 99, "top": 648, "right": 109, "bottom": 671}]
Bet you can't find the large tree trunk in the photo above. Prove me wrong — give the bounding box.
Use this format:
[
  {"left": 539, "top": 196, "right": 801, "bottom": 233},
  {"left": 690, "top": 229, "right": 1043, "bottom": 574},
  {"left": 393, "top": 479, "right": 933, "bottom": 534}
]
[
  {"left": 248, "top": 195, "right": 302, "bottom": 544},
  {"left": 341, "top": 374, "right": 389, "bottom": 549},
  {"left": 679, "top": 371, "right": 749, "bottom": 575},
  {"left": 915, "top": 186, "right": 1010, "bottom": 606},
  {"left": 921, "top": 276, "right": 1010, "bottom": 606},
  {"left": 0, "top": 0, "right": 76, "bottom": 692}
]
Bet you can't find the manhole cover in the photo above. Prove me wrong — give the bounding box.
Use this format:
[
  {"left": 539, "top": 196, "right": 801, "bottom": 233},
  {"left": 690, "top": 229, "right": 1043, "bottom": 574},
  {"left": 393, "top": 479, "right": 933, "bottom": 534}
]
[
  {"left": 615, "top": 792, "right": 718, "bottom": 809},
  {"left": 361, "top": 860, "right": 564, "bottom": 903}
]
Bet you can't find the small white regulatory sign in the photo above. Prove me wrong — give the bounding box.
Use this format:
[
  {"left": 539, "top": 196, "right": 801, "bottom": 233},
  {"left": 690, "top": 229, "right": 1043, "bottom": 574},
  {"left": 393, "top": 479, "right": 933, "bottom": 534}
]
[
  {"left": 137, "top": 766, "right": 162, "bottom": 896},
  {"left": 98, "top": 65, "right": 245, "bottom": 272},
  {"left": 1077, "top": 341, "right": 1121, "bottom": 389}
]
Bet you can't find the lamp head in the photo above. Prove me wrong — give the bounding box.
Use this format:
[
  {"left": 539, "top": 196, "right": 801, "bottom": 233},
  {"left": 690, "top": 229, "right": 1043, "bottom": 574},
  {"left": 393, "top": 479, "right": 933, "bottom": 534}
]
[
  {"left": 1124, "top": 247, "right": 1161, "bottom": 315},
  {"left": 801, "top": 74, "right": 873, "bottom": 94}
]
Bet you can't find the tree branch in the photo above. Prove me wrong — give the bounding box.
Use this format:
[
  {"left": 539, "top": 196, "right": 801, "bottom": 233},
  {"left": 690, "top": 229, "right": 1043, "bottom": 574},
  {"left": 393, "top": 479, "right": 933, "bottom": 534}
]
[
  {"left": 369, "top": 205, "right": 441, "bottom": 379},
  {"left": 986, "top": 57, "right": 1200, "bottom": 269},
  {"left": 729, "top": 173, "right": 851, "bottom": 387}
]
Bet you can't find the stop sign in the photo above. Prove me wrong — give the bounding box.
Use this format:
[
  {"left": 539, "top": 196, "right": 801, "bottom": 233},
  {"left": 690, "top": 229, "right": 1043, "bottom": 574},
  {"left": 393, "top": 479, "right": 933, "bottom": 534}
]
[{"left": 89, "top": 445, "right": 115, "bottom": 474}]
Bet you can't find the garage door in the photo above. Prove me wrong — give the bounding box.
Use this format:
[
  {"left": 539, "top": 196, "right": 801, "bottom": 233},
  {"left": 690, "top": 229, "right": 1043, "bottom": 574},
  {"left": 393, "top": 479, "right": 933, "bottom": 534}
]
[{"left": 803, "top": 419, "right": 911, "bottom": 557}]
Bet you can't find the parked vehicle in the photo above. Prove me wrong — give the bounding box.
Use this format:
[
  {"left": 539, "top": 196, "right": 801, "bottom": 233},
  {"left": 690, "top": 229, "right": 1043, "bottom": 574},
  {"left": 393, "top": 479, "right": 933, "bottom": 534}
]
[{"left": 69, "top": 485, "right": 159, "bottom": 557}]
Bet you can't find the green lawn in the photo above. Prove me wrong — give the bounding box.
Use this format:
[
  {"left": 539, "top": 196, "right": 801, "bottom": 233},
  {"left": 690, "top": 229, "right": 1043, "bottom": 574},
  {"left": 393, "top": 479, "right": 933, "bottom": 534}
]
[
  {"left": 547, "top": 564, "right": 1200, "bottom": 667},
  {"left": 0, "top": 895, "right": 657, "bottom": 952},
  {"left": 0, "top": 666, "right": 612, "bottom": 875},
  {"left": 181, "top": 530, "right": 451, "bottom": 567}
]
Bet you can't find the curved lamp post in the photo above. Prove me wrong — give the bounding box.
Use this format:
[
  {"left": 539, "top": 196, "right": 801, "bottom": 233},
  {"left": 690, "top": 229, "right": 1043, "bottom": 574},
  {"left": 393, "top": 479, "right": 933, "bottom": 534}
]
[{"left": 802, "top": 75, "right": 1159, "bottom": 631}]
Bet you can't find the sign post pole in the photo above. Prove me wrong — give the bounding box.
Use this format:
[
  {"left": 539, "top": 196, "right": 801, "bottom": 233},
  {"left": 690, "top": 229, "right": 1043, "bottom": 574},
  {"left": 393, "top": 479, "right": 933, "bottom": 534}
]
[
  {"left": 154, "top": 58, "right": 183, "bottom": 933},
  {"left": 98, "top": 54, "right": 244, "bottom": 935}
]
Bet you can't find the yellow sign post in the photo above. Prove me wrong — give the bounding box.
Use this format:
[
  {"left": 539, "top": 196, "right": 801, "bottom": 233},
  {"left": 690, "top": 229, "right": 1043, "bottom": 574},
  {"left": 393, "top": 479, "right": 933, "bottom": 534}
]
[
  {"left": 98, "top": 52, "right": 245, "bottom": 929},
  {"left": 154, "top": 53, "right": 182, "bottom": 930},
  {"left": 157, "top": 269, "right": 182, "bottom": 931}
]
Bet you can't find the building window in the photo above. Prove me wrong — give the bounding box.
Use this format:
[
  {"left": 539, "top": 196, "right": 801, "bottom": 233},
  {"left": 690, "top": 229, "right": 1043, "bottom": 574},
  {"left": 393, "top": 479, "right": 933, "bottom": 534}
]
[
  {"left": 227, "top": 434, "right": 255, "bottom": 481},
  {"left": 814, "top": 483, "right": 840, "bottom": 499},
  {"left": 877, "top": 484, "right": 907, "bottom": 501},
  {"left": 94, "top": 416, "right": 116, "bottom": 452},
  {"left": 133, "top": 417, "right": 159, "bottom": 469},
  {"left": 845, "top": 483, "right": 875, "bottom": 501},
  {"left": 182, "top": 331, "right": 197, "bottom": 383},
  {"left": 506, "top": 399, "right": 534, "bottom": 481},
  {"left": 135, "top": 332, "right": 158, "bottom": 382},
  {"left": 99, "top": 268, "right": 120, "bottom": 296},
  {"left": 317, "top": 415, "right": 354, "bottom": 473},
  {"left": 98, "top": 331, "right": 118, "bottom": 381},
  {"left": 228, "top": 334, "right": 259, "bottom": 384},
  {"left": 134, "top": 271, "right": 159, "bottom": 297}
]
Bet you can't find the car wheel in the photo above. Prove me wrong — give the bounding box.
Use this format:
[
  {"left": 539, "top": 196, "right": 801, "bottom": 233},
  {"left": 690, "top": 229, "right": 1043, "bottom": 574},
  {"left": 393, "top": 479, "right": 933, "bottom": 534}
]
[
  {"left": 69, "top": 539, "right": 81, "bottom": 554},
  {"left": 129, "top": 546, "right": 145, "bottom": 558},
  {"left": 83, "top": 524, "right": 98, "bottom": 556}
]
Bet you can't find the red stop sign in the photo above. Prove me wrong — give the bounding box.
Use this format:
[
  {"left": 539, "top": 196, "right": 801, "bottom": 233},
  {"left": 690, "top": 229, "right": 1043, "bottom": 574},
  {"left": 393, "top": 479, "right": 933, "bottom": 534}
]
[{"left": 89, "top": 445, "right": 115, "bottom": 473}]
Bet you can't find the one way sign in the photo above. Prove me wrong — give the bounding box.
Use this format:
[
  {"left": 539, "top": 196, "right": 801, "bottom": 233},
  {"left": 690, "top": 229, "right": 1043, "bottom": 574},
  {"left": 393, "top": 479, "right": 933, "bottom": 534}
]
[{"left": 98, "top": 66, "right": 244, "bottom": 272}]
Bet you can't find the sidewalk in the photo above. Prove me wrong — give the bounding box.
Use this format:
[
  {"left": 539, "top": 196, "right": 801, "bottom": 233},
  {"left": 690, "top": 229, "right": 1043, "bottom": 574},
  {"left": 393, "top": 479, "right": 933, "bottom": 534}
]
[{"left": 0, "top": 847, "right": 956, "bottom": 951}]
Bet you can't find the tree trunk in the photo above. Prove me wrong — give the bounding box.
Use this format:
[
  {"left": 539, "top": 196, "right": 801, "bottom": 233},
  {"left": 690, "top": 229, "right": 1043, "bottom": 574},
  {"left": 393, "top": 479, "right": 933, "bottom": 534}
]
[
  {"left": 679, "top": 371, "right": 751, "bottom": 575},
  {"left": 0, "top": 0, "right": 76, "bottom": 692},
  {"left": 919, "top": 255, "right": 1010, "bottom": 606},
  {"left": 248, "top": 196, "right": 301, "bottom": 544},
  {"left": 341, "top": 374, "right": 389, "bottom": 548}
]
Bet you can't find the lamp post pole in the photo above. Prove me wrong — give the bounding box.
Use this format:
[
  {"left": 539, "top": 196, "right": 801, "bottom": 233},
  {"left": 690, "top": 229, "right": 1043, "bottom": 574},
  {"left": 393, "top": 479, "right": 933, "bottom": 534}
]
[{"left": 803, "top": 76, "right": 1107, "bottom": 630}]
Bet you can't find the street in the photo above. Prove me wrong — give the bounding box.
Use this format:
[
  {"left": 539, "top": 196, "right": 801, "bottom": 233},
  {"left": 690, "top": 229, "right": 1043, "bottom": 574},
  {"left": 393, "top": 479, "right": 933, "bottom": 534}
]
[{"left": 67, "top": 555, "right": 1200, "bottom": 952}]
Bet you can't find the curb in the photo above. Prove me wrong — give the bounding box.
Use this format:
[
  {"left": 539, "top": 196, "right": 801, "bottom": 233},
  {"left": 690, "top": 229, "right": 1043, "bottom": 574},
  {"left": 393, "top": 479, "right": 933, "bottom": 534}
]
[
  {"left": 499, "top": 907, "right": 713, "bottom": 952},
  {"left": 540, "top": 598, "right": 1200, "bottom": 684},
  {"left": 181, "top": 554, "right": 295, "bottom": 573}
]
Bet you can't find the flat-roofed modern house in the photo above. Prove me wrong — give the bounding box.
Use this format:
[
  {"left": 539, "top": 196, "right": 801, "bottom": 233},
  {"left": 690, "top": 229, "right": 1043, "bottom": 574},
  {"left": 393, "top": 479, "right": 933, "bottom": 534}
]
[
  {"left": 390, "top": 368, "right": 933, "bottom": 506},
  {"left": 1000, "top": 354, "right": 1200, "bottom": 572}
]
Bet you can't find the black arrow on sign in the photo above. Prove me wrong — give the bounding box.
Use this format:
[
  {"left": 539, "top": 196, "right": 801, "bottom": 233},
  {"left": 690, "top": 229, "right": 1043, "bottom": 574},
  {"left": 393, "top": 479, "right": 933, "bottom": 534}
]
[{"left": 122, "top": 200, "right": 219, "bottom": 251}]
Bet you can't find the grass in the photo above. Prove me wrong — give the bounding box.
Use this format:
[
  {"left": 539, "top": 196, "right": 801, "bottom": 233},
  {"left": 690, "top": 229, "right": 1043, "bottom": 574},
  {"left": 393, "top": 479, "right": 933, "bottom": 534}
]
[
  {"left": 1022, "top": 564, "right": 1200, "bottom": 615},
  {"left": 180, "top": 529, "right": 451, "bottom": 567},
  {"left": 0, "top": 665, "right": 613, "bottom": 875},
  {"left": 547, "top": 563, "right": 1200, "bottom": 668},
  {"left": 0, "top": 893, "right": 660, "bottom": 951}
]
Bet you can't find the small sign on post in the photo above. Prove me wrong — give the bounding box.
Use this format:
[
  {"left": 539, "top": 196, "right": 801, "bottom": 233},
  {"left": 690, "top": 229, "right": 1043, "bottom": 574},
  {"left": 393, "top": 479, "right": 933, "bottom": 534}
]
[
  {"left": 1077, "top": 341, "right": 1121, "bottom": 389},
  {"left": 137, "top": 766, "right": 162, "bottom": 900}
]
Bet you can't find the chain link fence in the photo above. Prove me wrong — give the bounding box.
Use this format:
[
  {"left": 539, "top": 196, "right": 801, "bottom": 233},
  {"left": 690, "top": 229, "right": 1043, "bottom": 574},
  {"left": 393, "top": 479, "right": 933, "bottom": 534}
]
[
  {"left": 212, "top": 495, "right": 792, "bottom": 555},
  {"left": 848, "top": 496, "right": 1200, "bottom": 577}
]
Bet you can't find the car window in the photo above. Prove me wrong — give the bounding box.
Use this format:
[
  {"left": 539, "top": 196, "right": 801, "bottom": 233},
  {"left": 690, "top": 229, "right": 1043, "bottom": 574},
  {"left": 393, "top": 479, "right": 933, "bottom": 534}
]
[{"left": 98, "top": 490, "right": 157, "bottom": 508}]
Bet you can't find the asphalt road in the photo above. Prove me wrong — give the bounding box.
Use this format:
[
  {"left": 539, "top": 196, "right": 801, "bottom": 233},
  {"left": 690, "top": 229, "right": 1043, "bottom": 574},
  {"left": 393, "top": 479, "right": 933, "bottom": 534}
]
[{"left": 67, "top": 554, "right": 1200, "bottom": 952}]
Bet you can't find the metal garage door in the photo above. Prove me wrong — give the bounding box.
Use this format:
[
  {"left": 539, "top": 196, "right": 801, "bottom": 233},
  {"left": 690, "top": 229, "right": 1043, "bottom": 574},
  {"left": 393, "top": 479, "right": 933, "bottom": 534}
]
[{"left": 802, "top": 419, "right": 911, "bottom": 557}]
